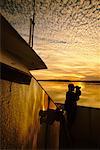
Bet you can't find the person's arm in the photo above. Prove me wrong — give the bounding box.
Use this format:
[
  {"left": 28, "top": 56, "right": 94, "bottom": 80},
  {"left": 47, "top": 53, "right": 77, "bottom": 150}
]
[{"left": 75, "top": 90, "right": 81, "bottom": 101}]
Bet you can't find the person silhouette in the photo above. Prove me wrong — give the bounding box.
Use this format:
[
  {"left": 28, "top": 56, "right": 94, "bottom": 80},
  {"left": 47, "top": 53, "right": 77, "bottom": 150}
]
[
  {"left": 64, "top": 84, "right": 81, "bottom": 126},
  {"left": 75, "top": 86, "right": 81, "bottom": 101}
]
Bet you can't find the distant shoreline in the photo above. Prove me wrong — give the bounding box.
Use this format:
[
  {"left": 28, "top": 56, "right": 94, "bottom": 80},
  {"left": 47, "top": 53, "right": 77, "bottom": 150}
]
[{"left": 38, "top": 80, "right": 100, "bottom": 83}]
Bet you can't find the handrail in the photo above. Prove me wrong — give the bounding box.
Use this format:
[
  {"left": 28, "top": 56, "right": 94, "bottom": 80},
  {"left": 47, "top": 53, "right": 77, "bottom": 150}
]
[{"left": 31, "top": 75, "right": 58, "bottom": 109}]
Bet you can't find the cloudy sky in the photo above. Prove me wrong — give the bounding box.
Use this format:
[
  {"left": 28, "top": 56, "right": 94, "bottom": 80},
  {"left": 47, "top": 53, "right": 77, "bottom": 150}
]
[
  {"left": 32, "top": 0, "right": 100, "bottom": 81},
  {"left": 1, "top": 0, "right": 100, "bottom": 81},
  {"left": 1, "top": 0, "right": 100, "bottom": 107}
]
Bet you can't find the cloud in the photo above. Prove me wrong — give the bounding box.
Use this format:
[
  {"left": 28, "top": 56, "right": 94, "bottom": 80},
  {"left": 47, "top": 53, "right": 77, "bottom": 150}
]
[
  {"left": 2, "top": 0, "right": 100, "bottom": 107},
  {"left": 34, "top": 35, "right": 67, "bottom": 44}
]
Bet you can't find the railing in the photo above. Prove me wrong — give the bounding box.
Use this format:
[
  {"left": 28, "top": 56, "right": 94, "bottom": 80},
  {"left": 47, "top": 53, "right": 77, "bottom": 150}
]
[{"left": 38, "top": 95, "right": 64, "bottom": 149}]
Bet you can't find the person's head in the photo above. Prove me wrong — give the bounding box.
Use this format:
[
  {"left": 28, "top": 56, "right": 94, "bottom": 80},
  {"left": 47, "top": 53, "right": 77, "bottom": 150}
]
[{"left": 68, "top": 84, "right": 74, "bottom": 91}]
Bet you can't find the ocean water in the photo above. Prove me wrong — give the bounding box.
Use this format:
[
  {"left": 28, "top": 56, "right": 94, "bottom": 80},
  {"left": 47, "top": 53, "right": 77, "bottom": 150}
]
[
  {"left": 72, "top": 82, "right": 100, "bottom": 108},
  {"left": 39, "top": 81, "right": 100, "bottom": 109}
]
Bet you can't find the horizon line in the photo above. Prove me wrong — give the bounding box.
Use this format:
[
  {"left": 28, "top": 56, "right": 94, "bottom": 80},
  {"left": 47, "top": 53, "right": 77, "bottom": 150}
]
[{"left": 38, "top": 79, "right": 100, "bottom": 83}]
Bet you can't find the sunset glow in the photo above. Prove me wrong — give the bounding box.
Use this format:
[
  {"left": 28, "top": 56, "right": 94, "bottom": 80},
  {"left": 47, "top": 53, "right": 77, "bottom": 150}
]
[{"left": 1, "top": 0, "right": 100, "bottom": 108}]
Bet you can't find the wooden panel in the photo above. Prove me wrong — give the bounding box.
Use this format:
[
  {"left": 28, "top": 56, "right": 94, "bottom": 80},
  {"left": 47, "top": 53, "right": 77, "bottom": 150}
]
[{"left": 0, "top": 14, "right": 47, "bottom": 70}]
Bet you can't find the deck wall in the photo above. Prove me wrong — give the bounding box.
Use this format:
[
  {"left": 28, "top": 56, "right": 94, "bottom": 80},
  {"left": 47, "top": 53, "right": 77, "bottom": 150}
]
[
  {"left": 0, "top": 78, "right": 48, "bottom": 149},
  {"left": 71, "top": 106, "right": 100, "bottom": 148}
]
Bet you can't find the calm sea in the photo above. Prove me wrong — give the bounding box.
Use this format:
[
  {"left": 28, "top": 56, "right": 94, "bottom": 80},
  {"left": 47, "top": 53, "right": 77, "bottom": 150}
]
[
  {"left": 72, "top": 82, "right": 100, "bottom": 108},
  {"left": 39, "top": 81, "right": 100, "bottom": 109}
]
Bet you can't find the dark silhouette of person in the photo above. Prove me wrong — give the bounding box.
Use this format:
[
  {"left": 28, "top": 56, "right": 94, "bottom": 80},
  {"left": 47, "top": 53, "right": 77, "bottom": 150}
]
[
  {"left": 64, "top": 84, "right": 81, "bottom": 126},
  {"left": 75, "top": 86, "right": 81, "bottom": 101}
]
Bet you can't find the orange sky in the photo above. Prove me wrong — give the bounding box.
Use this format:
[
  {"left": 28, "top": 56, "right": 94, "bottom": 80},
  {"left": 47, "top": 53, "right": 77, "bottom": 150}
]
[
  {"left": 29, "top": 0, "right": 100, "bottom": 81},
  {"left": 30, "top": 0, "right": 100, "bottom": 108},
  {"left": 1, "top": 0, "right": 100, "bottom": 108},
  {"left": 1, "top": 0, "right": 100, "bottom": 81}
]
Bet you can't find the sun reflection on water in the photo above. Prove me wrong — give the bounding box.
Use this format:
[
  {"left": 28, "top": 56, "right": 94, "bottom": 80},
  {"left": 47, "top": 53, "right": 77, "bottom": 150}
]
[{"left": 39, "top": 81, "right": 100, "bottom": 109}]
